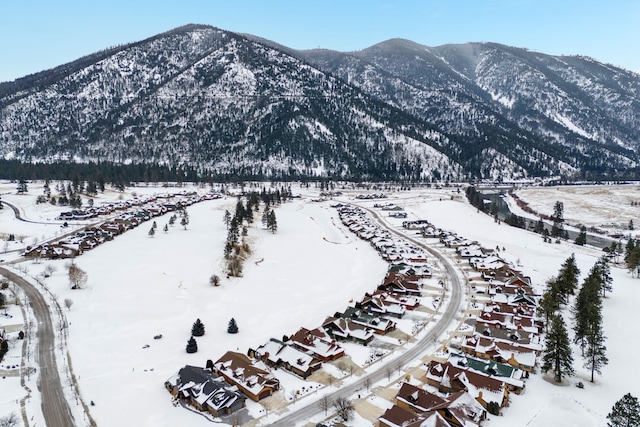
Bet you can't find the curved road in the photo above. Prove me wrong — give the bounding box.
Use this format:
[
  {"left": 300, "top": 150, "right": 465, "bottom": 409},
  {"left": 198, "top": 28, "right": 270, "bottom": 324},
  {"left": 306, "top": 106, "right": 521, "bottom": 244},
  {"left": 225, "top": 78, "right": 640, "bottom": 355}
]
[
  {"left": 269, "top": 203, "right": 464, "bottom": 426},
  {"left": 0, "top": 266, "right": 75, "bottom": 427}
]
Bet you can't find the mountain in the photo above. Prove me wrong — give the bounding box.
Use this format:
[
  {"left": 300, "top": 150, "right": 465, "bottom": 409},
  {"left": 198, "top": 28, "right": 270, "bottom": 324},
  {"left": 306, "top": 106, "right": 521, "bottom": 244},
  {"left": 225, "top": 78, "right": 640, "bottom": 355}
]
[
  {"left": 297, "top": 39, "right": 640, "bottom": 180},
  {"left": 1, "top": 24, "right": 639, "bottom": 182}
]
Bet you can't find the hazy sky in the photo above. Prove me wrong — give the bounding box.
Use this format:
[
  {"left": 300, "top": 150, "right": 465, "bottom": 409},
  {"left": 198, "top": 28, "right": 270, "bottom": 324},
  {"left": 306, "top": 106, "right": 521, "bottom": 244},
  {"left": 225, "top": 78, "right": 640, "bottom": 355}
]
[{"left": 1, "top": 0, "right": 638, "bottom": 83}]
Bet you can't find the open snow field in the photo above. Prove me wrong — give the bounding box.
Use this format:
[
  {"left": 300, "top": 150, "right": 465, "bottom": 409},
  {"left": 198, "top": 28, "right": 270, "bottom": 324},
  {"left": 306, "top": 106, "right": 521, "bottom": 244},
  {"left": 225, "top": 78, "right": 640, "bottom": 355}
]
[
  {"left": 1, "top": 181, "right": 640, "bottom": 426},
  {"left": 513, "top": 184, "right": 640, "bottom": 234}
]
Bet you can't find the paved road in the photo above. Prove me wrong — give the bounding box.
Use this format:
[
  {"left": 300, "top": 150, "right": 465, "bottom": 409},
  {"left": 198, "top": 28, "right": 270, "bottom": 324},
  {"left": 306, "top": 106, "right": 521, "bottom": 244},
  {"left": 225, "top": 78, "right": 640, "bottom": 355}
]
[
  {"left": 0, "top": 267, "right": 75, "bottom": 427},
  {"left": 269, "top": 204, "right": 464, "bottom": 426}
]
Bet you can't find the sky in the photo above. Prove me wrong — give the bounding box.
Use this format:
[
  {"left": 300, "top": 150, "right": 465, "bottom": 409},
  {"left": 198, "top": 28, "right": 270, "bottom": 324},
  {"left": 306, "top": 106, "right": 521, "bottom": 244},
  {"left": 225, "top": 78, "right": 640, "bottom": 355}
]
[{"left": 1, "top": 0, "right": 639, "bottom": 83}]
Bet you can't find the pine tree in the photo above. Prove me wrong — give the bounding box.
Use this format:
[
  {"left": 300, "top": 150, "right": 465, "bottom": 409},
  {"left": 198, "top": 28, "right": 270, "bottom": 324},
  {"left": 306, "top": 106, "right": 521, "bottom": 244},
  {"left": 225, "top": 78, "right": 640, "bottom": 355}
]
[
  {"left": 191, "top": 318, "right": 205, "bottom": 337},
  {"left": 607, "top": 393, "right": 640, "bottom": 427},
  {"left": 574, "top": 226, "right": 587, "bottom": 246},
  {"left": 223, "top": 209, "right": 232, "bottom": 229},
  {"left": 186, "top": 336, "right": 198, "bottom": 353},
  {"left": 551, "top": 201, "right": 564, "bottom": 238},
  {"left": 595, "top": 256, "right": 613, "bottom": 297},
  {"left": 541, "top": 314, "right": 574, "bottom": 383},
  {"left": 584, "top": 320, "right": 608, "bottom": 382},
  {"left": 267, "top": 210, "right": 278, "bottom": 233},
  {"left": 573, "top": 268, "right": 602, "bottom": 355},
  {"left": 148, "top": 226, "right": 155, "bottom": 238},
  {"left": 227, "top": 318, "right": 239, "bottom": 334},
  {"left": 556, "top": 254, "right": 580, "bottom": 298},
  {"left": 261, "top": 206, "right": 270, "bottom": 227},
  {"left": 537, "top": 280, "right": 561, "bottom": 333}
]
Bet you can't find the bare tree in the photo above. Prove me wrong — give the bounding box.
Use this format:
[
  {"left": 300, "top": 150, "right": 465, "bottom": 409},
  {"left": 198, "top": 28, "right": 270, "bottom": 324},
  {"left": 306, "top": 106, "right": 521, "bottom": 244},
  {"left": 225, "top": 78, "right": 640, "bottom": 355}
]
[
  {"left": 0, "top": 412, "right": 19, "bottom": 427},
  {"left": 64, "top": 298, "right": 73, "bottom": 310},
  {"left": 333, "top": 396, "right": 354, "bottom": 421},
  {"left": 318, "top": 394, "right": 331, "bottom": 415},
  {"left": 229, "top": 413, "right": 242, "bottom": 427},
  {"left": 44, "top": 264, "right": 56, "bottom": 277},
  {"left": 385, "top": 366, "right": 393, "bottom": 381},
  {"left": 364, "top": 377, "right": 371, "bottom": 392},
  {"left": 209, "top": 274, "right": 221, "bottom": 286},
  {"left": 68, "top": 263, "right": 88, "bottom": 289},
  {"left": 261, "top": 400, "right": 272, "bottom": 416}
]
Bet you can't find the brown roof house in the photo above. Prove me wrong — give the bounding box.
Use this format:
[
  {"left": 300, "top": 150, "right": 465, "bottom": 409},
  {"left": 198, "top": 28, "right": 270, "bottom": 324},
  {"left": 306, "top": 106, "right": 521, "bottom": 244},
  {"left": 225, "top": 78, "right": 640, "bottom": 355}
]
[
  {"left": 213, "top": 351, "right": 280, "bottom": 401},
  {"left": 254, "top": 338, "right": 322, "bottom": 379}
]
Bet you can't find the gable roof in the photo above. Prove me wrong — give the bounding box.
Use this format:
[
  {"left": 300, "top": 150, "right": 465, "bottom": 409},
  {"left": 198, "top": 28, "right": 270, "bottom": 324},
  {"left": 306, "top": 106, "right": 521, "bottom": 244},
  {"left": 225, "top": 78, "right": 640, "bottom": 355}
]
[
  {"left": 379, "top": 404, "right": 423, "bottom": 427},
  {"left": 256, "top": 338, "right": 320, "bottom": 373},
  {"left": 166, "top": 365, "right": 246, "bottom": 413},
  {"left": 289, "top": 327, "right": 344, "bottom": 360},
  {"left": 396, "top": 382, "right": 446, "bottom": 412},
  {"left": 214, "top": 351, "right": 279, "bottom": 397}
]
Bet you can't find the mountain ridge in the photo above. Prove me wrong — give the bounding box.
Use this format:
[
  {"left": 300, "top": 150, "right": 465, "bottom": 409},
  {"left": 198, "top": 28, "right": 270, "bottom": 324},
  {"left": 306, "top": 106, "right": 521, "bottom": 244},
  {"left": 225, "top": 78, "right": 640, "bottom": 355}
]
[{"left": 1, "top": 25, "right": 639, "bottom": 181}]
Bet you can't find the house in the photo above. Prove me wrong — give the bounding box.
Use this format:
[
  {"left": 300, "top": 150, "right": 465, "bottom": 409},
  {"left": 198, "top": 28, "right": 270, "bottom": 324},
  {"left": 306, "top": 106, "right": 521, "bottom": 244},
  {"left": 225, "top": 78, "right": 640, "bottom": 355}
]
[
  {"left": 448, "top": 352, "right": 525, "bottom": 393},
  {"left": 378, "top": 404, "right": 423, "bottom": 427},
  {"left": 288, "top": 327, "right": 345, "bottom": 362},
  {"left": 395, "top": 382, "right": 447, "bottom": 413},
  {"left": 461, "top": 335, "right": 538, "bottom": 373},
  {"left": 424, "top": 360, "right": 509, "bottom": 410},
  {"left": 392, "top": 389, "right": 486, "bottom": 426},
  {"left": 432, "top": 390, "right": 486, "bottom": 427},
  {"left": 473, "top": 310, "right": 540, "bottom": 339},
  {"left": 356, "top": 293, "right": 406, "bottom": 318},
  {"left": 254, "top": 338, "right": 322, "bottom": 379},
  {"left": 165, "top": 365, "right": 246, "bottom": 417},
  {"left": 379, "top": 271, "right": 422, "bottom": 296},
  {"left": 338, "top": 307, "right": 396, "bottom": 335},
  {"left": 322, "top": 316, "right": 375, "bottom": 345},
  {"left": 213, "top": 351, "right": 280, "bottom": 401}
]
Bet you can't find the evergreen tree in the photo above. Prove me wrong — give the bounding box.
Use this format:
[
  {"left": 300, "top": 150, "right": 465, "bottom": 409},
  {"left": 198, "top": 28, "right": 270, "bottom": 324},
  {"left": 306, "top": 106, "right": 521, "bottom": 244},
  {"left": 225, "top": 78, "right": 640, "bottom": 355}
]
[
  {"left": 223, "top": 209, "right": 232, "bottom": 229},
  {"left": 227, "top": 318, "right": 239, "bottom": 334},
  {"left": 163, "top": 224, "right": 168, "bottom": 233},
  {"left": 584, "top": 322, "right": 608, "bottom": 382},
  {"left": 573, "top": 267, "right": 602, "bottom": 355},
  {"left": 186, "top": 336, "right": 198, "bottom": 353},
  {"left": 551, "top": 201, "right": 565, "bottom": 238},
  {"left": 0, "top": 339, "right": 8, "bottom": 361},
  {"left": 16, "top": 179, "right": 28, "bottom": 194},
  {"left": 625, "top": 238, "right": 636, "bottom": 264},
  {"left": 261, "top": 206, "right": 271, "bottom": 227},
  {"left": 267, "top": 210, "right": 278, "bottom": 233},
  {"left": 556, "top": 254, "right": 580, "bottom": 299},
  {"left": 607, "top": 393, "right": 640, "bottom": 427},
  {"left": 538, "top": 279, "right": 561, "bottom": 332},
  {"left": 541, "top": 314, "right": 575, "bottom": 383},
  {"left": 235, "top": 199, "right": 246, "bottom": 223},
  {"left": 148, "top": 226, "right": 155, "bottom": 238},
  {"left": 575, "top": 226, "right": 587, "bottom": 246},
  {"left": 180, "top": 209, "right": 189, "bottom": 230},
  {"left": 191, "top": 318, "right": 205, "bottom": 337},
  {"left": 595, "top": 256, "right": 613, "bottom": 297}
]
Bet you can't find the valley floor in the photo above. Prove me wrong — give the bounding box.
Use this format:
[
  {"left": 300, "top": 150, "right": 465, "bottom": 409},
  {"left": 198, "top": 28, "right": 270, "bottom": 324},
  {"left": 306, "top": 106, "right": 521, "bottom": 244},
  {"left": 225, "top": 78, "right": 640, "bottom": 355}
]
[{"left": 0, "top": 181, "right": 638, "bottom": 427}]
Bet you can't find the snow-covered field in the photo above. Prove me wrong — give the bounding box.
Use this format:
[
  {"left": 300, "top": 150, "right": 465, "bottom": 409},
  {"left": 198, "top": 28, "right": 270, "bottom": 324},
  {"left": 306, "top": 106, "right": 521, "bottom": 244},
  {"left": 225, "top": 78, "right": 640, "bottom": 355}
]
[
  {"left": 1, "top": 181, "right": 639, "bottom": 427},
  {"left": 513, "top": 184, "right": 640, "bottom": 235}
]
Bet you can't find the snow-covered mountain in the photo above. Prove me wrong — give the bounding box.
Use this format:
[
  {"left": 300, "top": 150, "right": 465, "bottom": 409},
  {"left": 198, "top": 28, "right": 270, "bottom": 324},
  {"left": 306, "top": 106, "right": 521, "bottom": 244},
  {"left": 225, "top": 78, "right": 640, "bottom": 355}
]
[
  {"left": 298, "top": 39, "right": 640, "bottom": 180},
  {"left": 1, "top": 24, "right": 639, "bottom": 181}
]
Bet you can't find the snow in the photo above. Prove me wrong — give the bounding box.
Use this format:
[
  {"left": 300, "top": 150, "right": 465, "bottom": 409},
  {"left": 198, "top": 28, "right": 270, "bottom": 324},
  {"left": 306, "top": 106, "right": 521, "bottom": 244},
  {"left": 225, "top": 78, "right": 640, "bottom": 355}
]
[{"left": 1, "top": 182, "right": 640, "bottom": 426}]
